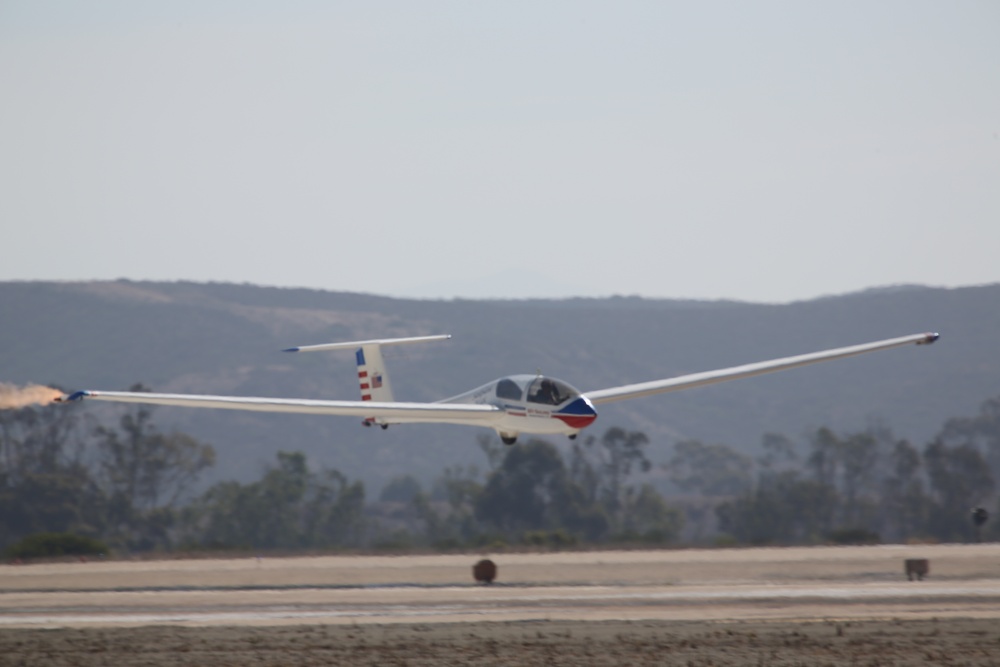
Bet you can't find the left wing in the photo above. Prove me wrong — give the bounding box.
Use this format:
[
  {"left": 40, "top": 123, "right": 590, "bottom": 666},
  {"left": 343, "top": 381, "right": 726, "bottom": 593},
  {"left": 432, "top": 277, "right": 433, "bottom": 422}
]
[
  {"left": 584, "top": 332, "right": 939, "bottom": 405},
  {"left": 59, "top": 391, "right": 501, "bottom": 426}
]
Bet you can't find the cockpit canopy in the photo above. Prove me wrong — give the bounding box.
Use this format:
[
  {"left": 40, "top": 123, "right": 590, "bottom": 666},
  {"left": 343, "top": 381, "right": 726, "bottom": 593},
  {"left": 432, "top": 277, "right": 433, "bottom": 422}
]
[{"left": 495, "top": 375, "right": 581, "bottom": 406}]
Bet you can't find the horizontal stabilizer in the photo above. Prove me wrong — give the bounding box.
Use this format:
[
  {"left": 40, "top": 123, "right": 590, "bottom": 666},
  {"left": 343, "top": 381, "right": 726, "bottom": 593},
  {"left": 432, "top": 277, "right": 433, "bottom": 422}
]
[{"left": 283, "top": 334, "right": 451, "bottom": 353}]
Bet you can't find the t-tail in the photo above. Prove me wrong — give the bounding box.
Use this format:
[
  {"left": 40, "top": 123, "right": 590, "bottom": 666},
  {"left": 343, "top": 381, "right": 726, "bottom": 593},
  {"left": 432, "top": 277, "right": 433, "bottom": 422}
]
[{"left": 284, "top": 334, "right": 451, "bottom": 423}]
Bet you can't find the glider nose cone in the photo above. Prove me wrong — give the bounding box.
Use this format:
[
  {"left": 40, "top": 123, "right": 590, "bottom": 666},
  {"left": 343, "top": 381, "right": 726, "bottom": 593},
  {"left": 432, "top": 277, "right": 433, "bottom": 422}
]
[{"left": 554, "top": 397, "right": 598, "bottom": 429}]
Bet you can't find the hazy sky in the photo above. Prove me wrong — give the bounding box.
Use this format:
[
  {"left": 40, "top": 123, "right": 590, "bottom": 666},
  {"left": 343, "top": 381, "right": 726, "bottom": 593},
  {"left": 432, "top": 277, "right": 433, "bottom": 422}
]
[{"left": 2, "top": 1, "right": 998, "bottom": 302}]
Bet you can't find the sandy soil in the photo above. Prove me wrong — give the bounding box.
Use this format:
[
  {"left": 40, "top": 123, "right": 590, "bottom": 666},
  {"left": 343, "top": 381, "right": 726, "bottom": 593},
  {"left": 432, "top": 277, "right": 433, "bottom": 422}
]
[
  {"left": 4, "top": 543, "right": 999, "bottom": 591},
  {"left": 1, "top": 544, "right": 999, "bottom": 665},
  {"left": 2, "top": 618, "right": 999, "bottom": 666}
]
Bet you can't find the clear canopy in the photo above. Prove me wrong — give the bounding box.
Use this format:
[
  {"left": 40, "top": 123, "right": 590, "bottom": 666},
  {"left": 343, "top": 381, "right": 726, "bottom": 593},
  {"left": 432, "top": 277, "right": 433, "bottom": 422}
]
[{"left": 526, "top": 377, "right": 578, "bottom": 406}]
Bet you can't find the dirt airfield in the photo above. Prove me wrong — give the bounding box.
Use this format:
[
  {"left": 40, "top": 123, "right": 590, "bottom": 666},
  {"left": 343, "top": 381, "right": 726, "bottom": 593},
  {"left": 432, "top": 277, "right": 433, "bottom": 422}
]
[{"left": 1, "top": 543, "right": 999, "bottom": 665}]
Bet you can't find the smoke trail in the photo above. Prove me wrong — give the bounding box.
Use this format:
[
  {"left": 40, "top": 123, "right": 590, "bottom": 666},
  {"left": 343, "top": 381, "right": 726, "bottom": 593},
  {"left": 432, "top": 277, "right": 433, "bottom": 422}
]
[{"left": 0, "top": 383, "right": 64, "bottom": 409}]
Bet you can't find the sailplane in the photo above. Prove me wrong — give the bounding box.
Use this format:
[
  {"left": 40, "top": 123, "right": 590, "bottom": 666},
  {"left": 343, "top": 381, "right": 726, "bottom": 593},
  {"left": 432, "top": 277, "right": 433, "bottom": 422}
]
[{"left": 60, "top": 332, "right": 939, "bottom": 445}]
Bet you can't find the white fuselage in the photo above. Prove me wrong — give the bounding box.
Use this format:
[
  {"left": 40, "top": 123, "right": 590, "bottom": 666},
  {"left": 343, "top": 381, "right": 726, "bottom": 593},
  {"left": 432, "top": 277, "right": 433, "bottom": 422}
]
[{"left": 438, "top": 374, "right": 597, "bottom": 440}]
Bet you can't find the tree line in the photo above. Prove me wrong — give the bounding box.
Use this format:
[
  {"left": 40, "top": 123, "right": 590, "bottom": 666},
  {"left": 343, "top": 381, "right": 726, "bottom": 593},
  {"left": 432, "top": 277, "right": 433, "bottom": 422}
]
[
  {"left": 1, "top": 390, "right": 998, "bottom": 556},
  {"left": 708, "top": 410, "right": 999, "bottom": 545}
]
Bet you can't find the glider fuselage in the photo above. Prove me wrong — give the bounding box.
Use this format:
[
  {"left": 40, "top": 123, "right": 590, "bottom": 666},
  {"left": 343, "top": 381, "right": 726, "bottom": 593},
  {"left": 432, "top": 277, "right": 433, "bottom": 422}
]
[{"left": 439, "top": 374, "right": 596, "bottom": 441}]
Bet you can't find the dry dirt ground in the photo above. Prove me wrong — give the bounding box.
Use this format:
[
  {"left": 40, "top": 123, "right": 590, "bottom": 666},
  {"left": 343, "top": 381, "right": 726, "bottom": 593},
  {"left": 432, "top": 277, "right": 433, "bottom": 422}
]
[
  {"left": 1, "top": 544, "right": 999, "bottom": 665},
  {"left": 3, "top": 617, "right": 1000, "bottom": 666}
]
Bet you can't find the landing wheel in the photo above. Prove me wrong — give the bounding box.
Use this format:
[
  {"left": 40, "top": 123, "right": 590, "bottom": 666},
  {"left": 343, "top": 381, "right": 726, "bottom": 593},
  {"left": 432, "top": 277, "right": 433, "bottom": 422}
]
[
  {"left": 501, "top": 435, "right": 518, "bottom": 446},
  {"left": 380, "top": 424, "right": 389, "bottom": 431},
  {"left": 568, "top": 433, "right": 578, "bottom": 440}
]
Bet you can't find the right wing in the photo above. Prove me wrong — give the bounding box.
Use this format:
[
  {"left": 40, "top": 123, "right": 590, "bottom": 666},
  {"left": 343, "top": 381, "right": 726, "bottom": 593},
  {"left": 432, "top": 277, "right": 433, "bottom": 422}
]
[
  {"left": 584, "top": 332, "right": 940, "bottom": 405},
  {"left": 59, "top": 390, "right": 502, "bottom": 427}
]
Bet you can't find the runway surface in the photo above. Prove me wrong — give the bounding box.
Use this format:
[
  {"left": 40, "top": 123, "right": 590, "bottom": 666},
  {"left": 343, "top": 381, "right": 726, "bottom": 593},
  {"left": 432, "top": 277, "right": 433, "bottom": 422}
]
[{"left": 2, "top": 544, "right": 999, "bottom": 628}]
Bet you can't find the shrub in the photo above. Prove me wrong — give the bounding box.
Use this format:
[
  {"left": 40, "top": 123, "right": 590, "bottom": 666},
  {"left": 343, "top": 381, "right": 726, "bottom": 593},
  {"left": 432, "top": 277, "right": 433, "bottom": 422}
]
[
  {"left": 7, "top": 532, "right": 109, "bottom": 560},
  {"left": 827, "top": 527, "right": 880, "bottom": 545}
]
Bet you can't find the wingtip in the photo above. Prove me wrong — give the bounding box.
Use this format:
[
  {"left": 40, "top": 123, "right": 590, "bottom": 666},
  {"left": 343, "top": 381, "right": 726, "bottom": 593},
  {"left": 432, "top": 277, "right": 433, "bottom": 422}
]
[
  {"left": 282, "top": 347, "right": 300, "bottom": 353},
  {"left": 55, "top": 390, "right": 90, "bottom": 403},
  {"left": 917, "top": 332, "right": 940, "bottom": 345}
]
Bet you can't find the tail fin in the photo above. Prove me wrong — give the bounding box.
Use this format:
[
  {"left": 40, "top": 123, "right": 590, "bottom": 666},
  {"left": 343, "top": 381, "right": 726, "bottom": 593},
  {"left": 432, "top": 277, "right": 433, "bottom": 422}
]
[
  {"left": 284, "top": 334, "right": 451, "bottom": 404},
  {"left": 355, "top": 343, "right": 394, "bottom": 402}
]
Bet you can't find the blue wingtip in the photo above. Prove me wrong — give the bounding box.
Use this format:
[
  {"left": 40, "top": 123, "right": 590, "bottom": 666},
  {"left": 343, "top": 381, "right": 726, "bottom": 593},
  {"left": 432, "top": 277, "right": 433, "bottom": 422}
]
[
  {"left": 58, "top": 391, "right": 89, "bottom": 402},
  {"left": 282, "top": 347, "right": 300, "bottom": 353}
]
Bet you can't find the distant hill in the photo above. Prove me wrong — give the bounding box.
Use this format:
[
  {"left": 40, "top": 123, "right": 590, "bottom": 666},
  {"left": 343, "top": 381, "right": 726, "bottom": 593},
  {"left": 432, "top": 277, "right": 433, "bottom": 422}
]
[{"left": 2, "top": 280, "right": 997, "bottom": 492}]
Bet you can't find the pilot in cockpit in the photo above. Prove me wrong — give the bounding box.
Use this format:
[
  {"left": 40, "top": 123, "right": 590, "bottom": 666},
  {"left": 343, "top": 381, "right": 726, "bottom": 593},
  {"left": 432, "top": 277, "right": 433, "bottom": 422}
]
[{"left": 536, "top": 379, "right": 561, "bottom": 405}]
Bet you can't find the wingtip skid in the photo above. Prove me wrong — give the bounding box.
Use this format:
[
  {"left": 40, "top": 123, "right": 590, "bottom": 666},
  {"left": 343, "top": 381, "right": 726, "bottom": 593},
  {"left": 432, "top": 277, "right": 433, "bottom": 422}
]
[
  {"left": 918, "top": 332, "right": 940, "bottom": 345},
  {"left": 54, "top": 390, "right": 90, "bottom": 403}
]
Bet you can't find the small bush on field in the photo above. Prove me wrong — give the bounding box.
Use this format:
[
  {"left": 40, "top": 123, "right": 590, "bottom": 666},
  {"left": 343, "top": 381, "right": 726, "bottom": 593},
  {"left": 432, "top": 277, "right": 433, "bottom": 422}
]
[
  {"left": 6, "top": 532, "right": 109, "bottom": 560},
  {"left": 827, "top": 527, "right": 881, "bottom": 545}
]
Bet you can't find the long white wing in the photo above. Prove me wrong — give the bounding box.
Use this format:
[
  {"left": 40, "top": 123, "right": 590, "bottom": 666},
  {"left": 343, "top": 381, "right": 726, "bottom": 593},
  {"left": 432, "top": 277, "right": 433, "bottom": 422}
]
[
  {"left": 62, "top": 391, "right": 501, "bottom": 426},
  {"left": 584, "top": 332, "right": 939, "bottom": 405}
]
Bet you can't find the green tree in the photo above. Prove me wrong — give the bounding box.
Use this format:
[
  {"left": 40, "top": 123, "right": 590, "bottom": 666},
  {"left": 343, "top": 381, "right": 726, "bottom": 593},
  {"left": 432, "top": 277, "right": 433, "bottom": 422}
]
[
  {"left": 304, "top": 468, "right": 366, "bottom": 547},
  {"left": 717, "top": 470, "right": 837, "bottom": 545},
  {"left": 807, "top": 428, "right": 839, "bottom": 490},
  {"left": 185, "top": 479, "right": 263, "bottom": 549},
  {"left": 923, "top": 439, "right": 995, "bottom": 541},
  {"left": 6, "top": 532, "right": 109, "bottom": 560},
  {"left": 0, "top": 404, "right": 105, "bottom": 546},
  {"left": 881, "top": 439, "right": 929, "bottom": 542},
  {"left": 804, "top": 428, "right": 868, "bottom": 535},
  {"left": 185, "top": 451, "right": 366, "bottom": 551},
  {"left": 756, "top": 432, "right": 798, "bottom": 472},
  {"left": 619, "top": 483, "right": 683, "bottom": 543},
  {"left": 938, "top": 396, "right": 1000, "bottom": 478},
  {"left": 666, "top": 439, "right": 753, "bottom": 497},
  {"left": 257, "top": 451, "right": 312, "bottom": 547},
  {"left": 379, "top": 474, "right": 423, "bottom": 503},
  {"left": 568, "top": 428, "right": 652, "bottom": 534},
  {"left": 593, "top": 427, "right": 651, "bottom": 523},
  {"left": 95, "top": 392, "right": 215, "bottom": 510},
  {"left": 475, "top": 440, "right": 566, "bottom": 535},
  {"left": 837, "top": 431, "right": 880, "bottom": 529},
  {"left": 426, "top": 465, "right": 485, "bottom": 545},
  {"left": 474, "top": 433, "right": 672, "bottom": 545},
  {"left": 94, "top": 394, "right": 215, "bottom": 550},
  {"left": 665, "top": 439, "right": 753, "bottom": 542}
]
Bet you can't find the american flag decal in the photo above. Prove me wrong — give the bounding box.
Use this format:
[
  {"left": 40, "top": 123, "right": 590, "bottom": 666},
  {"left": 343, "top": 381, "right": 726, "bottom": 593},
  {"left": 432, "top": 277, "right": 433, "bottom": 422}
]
[{"left": 354, "top": 344, "right": 391, "bottom": 403}]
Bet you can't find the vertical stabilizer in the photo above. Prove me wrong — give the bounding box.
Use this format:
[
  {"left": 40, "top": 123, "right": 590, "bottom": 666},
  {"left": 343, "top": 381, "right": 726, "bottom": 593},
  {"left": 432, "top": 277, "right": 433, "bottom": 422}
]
[
  {"left": 355, "top": 344, "right": 395, "bottom": 403},
  {"left": 283, "top": 334, "right": 451, "bottom": 409}
]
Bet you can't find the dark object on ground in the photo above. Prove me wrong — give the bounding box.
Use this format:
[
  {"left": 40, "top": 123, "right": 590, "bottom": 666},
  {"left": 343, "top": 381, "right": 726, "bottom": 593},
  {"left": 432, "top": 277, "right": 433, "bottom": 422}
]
[
  {"left": 905, "top": 558, "right": 929, "bottom": 581},
  {"left": 972, "top": 507, "right": 989, "bottom": 527},
  {"left": 972, "top": 507, "right": 990, "bottom": 543},
  {"left": 473, "top": 559, "right": 497, "bottom": 584}
]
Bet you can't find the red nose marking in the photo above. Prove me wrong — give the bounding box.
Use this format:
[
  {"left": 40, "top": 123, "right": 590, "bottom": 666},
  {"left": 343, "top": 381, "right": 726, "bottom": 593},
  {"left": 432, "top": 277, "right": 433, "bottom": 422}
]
[{"left": 554, "top": 413, "right": 597, "bottom": 429}]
